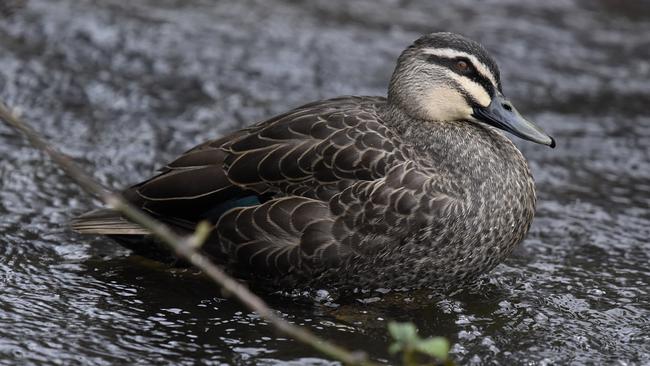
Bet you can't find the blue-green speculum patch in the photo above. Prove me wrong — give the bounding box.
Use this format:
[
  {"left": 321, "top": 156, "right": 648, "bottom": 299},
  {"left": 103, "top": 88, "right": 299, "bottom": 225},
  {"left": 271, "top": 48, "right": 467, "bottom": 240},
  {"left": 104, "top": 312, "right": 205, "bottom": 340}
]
[{"left": 473, "top": 92, "right": 556, "bottom": 148}]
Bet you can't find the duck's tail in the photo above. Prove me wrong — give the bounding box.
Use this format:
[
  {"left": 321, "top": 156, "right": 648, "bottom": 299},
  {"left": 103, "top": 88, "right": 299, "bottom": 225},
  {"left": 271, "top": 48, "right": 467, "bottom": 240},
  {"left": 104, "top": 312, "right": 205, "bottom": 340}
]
[
  {"left": 71, "top": 209, "right": 187, "bottom": 263},
  {"left": 70, "top": 209, "right": 151, "bottom": 235}
]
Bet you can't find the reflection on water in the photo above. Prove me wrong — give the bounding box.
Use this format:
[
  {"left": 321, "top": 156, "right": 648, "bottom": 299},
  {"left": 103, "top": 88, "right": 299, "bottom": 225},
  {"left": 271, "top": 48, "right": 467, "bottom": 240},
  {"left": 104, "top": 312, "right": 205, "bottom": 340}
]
[{"left": 0, "top": 0, "right": 648, "bottom": 364}]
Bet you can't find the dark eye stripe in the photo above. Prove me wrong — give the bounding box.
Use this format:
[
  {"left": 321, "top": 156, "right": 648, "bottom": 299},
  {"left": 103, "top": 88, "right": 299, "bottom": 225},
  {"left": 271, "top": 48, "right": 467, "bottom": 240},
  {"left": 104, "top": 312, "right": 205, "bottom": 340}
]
[{"left": 424, "top": 55, "right": 496, "bottom": 98}]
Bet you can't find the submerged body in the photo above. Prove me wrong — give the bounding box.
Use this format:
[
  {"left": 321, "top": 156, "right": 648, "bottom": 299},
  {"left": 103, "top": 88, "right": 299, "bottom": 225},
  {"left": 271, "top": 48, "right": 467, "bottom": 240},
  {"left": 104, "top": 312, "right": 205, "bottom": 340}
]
[{"left": 73, "top": 33, "right": 553, "bottom": 291}]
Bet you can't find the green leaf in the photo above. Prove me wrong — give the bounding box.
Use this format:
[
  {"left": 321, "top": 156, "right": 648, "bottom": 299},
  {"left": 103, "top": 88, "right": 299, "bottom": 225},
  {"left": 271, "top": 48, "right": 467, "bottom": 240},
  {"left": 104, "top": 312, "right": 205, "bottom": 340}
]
[
  {"left": 387, "top": 322, "right": 451, "bottom": 363},
  {"left": 388, "top": 321, "right": 418, "bottom": 343},
  {"left": 414, "top": 337, "right": 450, "bottom": 360},
  {"left": 388, "top": 343, "right": 403, "bottom": 355}
]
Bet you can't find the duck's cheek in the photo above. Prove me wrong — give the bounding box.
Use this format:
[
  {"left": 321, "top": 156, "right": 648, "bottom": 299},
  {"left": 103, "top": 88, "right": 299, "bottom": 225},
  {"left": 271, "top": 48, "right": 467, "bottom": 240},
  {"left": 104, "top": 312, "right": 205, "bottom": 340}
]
[
  {"left": 420, "top": 88, "right": 473, "bottom": 122},
  {"left": 449, "top": 75, "right": 492, "bottom": 109}
]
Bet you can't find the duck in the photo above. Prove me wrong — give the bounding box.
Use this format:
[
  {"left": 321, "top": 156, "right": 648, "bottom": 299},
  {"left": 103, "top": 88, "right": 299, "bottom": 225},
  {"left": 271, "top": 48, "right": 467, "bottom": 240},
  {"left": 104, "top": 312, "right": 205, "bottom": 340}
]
[{"left": 72, "top": 32, "right": 555, "bottom": 291}]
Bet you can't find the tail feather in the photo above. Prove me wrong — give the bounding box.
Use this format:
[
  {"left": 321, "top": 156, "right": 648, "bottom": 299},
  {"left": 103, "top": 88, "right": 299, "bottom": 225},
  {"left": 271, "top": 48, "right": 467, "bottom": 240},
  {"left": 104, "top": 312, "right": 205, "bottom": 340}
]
[{"left": 71, "top": 209, "right": 151, "bottom": 235}]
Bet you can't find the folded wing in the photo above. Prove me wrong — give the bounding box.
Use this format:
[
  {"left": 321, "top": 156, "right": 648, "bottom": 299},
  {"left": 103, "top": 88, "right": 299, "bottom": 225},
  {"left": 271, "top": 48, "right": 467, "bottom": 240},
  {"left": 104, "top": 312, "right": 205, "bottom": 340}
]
[{"left": 72, "top": 96, "right": 458, "bottom": 279}]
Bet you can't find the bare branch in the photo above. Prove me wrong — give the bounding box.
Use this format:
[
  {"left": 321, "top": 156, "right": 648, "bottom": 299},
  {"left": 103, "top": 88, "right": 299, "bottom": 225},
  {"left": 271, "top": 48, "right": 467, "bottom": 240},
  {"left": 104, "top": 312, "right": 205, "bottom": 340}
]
[{"left": 0, "top": 101, "right": 378, "bottom": 366}]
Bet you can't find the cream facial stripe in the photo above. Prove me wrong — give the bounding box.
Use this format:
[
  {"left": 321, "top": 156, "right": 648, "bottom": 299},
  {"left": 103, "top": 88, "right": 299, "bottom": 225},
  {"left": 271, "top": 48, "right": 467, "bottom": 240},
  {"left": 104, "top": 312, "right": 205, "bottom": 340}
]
[
  {"left": 421, "top": 48, "right": 499, "bottom": 89},
  {"left": 440, "top": 68, "right": 491, "bottom": 107}
]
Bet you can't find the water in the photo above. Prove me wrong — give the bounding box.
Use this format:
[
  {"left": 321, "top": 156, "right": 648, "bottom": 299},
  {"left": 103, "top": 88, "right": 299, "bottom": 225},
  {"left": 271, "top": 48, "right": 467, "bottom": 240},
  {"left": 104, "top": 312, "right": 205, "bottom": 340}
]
[{"left": 0, "top": 0, "right": 648, "bottom": 364}]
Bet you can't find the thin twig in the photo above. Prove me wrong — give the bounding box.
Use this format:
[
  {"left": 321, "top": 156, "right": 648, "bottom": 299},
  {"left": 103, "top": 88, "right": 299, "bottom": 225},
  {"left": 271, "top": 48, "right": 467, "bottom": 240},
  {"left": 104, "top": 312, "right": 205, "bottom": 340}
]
[{"left": 0, "top": 101, "right": 378, "bottom": 366}]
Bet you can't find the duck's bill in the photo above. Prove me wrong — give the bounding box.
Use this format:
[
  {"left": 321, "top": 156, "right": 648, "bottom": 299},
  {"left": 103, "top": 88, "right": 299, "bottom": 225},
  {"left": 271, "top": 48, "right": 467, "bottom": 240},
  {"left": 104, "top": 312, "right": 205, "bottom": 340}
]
[{"left": 472, "top": 93, "right": 555, "bottom": 148}]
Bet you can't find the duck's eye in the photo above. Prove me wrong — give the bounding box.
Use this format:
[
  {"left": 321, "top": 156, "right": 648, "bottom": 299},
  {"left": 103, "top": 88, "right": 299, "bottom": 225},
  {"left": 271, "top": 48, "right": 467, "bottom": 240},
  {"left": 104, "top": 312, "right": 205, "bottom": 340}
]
[{"left": 455, "top": 60, "right": 470, "bottom": 72}]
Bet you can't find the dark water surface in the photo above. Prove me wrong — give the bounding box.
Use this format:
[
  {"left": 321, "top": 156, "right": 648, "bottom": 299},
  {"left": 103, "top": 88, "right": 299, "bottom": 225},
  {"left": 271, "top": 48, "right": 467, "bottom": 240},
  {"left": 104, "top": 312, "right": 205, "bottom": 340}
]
[{"left": 1, "top": 1, "right": 649, "bottom": 364}]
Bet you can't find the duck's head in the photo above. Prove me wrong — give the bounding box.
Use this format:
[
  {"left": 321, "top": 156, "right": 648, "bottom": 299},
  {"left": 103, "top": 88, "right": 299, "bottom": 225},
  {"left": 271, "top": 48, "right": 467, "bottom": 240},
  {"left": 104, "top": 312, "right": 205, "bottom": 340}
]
[{"left": 388, "top": 32, "right": 555, "bottom": 147}]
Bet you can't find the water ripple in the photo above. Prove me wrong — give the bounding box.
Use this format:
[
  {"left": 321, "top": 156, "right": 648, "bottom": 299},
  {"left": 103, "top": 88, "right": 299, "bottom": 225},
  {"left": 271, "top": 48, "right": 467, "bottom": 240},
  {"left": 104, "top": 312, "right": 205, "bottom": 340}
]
[{"left": 0, "top": 0, "right": 648, "bottom": 364}]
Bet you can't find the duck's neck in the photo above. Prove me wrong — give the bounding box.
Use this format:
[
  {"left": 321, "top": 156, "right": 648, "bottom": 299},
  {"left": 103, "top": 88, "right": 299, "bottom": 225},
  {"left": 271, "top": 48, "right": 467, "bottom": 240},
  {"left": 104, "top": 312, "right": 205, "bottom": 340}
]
[
  {"left": 381, "top": 103, "right": 526, "bottom": 181},
  {"left": 380, "top": 102, "right": 537, "bottom": 224}
]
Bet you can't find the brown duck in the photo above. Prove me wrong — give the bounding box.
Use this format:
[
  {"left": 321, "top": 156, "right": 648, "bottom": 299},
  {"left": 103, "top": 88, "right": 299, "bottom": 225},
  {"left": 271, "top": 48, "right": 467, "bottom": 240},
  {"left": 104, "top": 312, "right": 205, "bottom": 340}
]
[{"left": 73, "top": 32, "right": 555, "bottom": 291}]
